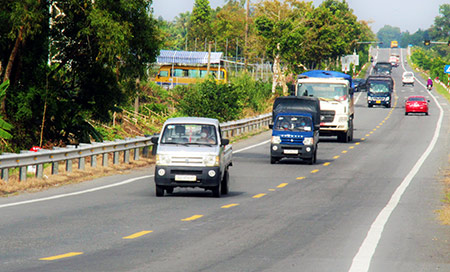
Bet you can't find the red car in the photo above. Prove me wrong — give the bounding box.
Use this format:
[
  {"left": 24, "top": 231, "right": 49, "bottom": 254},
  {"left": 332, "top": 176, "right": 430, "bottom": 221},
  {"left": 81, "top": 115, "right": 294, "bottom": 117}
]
[{"left": 405, "top": 96, "right": 429, "bottom": 115}]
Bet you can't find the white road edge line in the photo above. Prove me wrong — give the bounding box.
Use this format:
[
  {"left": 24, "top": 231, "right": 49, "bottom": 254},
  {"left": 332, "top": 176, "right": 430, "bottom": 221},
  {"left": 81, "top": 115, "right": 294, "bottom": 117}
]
[
  {"left": 348, "top": 48, "right": 444, "bottom": 272},
  {"left": 0, "top": 139, "right": 270, "bottom": 209}
]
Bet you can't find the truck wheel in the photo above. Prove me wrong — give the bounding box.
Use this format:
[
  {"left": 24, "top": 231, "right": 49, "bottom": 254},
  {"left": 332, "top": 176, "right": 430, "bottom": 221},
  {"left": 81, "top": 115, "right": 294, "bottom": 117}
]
[
  {"left": 368, "top": 104, "right": 373, "bottom": 108},
  {"left": 212, "top": 182, "right": 221, "bottom": 198},
  {"left": 308, "top": 149, "right": 317, "bottom": 165},
  {"left": 337, "top": 132, "right": 348, "bottom": 143},
  {"left": 166, "top": 187, "right": 174, "bottom": 194},
  {"left": 221, "top": 170, "right": 229, "bottom": 195},
  {"left": 348, "top": 120, "right": 354, "bottom": 142},
  {"left": 386, "top": 104, "right": 391, "bottom": 108},
  {"left": 155, "top": 185, "right": 164, "bottom": 197}
]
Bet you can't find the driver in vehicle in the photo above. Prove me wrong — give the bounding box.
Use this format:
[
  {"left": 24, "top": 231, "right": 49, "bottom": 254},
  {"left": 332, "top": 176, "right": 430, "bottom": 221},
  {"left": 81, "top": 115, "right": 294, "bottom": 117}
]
[{"left": 199, "top": 126, "right": 216, "bottom": 144}]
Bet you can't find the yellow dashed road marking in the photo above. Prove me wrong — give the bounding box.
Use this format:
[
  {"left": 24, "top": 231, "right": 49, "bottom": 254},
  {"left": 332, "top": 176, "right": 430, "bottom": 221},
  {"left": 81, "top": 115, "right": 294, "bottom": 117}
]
[
  {"left": 40, "top": 252, "right": 83, "bottom": 261},
  {"left": 369, "top": 131, "right": 374, "bottom": 134},
  {"left": 123, "top": 231, "right": 153, "bottom": 239},
  {"left": 253, "top": 193, "right": 266, "bottom": 199},
  {"left": 342, "top": 150, "right": 348, "bottom": 154},
  {"left": 355, "top": 142, "right": 360, "bottom": 145},
  {"left": 333, "top": 155, "right": 340, "bottom": 159},
  {"left": 349, "top": 146, "right": 355, "bottom": 149},
  {"left": 323, "top": 162, "right": 331, "bottom": 166},
  {"left": 277, "top": 183, "right": 288, "bottom": 188},
  {"left": 361, "top": 138, "right": 366, "bottom": 141},
  {"left": 221, "top": 203, "right": 240, "bottom": 209},
  {"left": 311, "top": 169, "right": 319, "bottom": 173},
  {"left": 365, "top": 134, "right": 370, "bottom": 137},
  {"left": 181, "top": 215, "right": 204, "bottom": 221},
  {"left": 268, "top": 189, "right": 276, "bottom": 191},
  {"left": 296, "top": 177, "right": 306, "bottom": 180}
]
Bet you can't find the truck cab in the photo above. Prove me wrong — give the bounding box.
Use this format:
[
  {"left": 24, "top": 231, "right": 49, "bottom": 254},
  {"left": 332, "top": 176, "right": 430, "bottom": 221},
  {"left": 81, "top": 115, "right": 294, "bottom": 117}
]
[
  {"left": 270, "top": 96, "right": 320, "bottom": 164},
  {"left": 295, "top": 71, "right": 354, "bottom": 143},
  {"left": 151, "top": 117, "right": 232, "bottom": 197}
]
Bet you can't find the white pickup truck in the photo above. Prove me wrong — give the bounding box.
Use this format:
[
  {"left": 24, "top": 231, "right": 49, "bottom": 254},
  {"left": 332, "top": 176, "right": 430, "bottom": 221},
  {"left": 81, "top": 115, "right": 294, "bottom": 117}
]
[{"left": 151, "top": 117, "right": 232, "bottom": 197}]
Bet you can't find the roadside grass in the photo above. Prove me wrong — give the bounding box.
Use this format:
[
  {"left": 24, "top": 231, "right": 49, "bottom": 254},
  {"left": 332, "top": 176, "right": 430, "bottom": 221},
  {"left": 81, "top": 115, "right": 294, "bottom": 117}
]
[{"left": 437, "top": 158, "right": 450, "bottom": 225}]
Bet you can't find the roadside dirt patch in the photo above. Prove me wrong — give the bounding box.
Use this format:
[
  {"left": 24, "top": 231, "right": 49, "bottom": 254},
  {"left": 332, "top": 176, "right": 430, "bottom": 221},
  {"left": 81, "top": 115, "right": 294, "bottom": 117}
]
[{"left": 438, "top": 164, "right": 450, "bottom": 225}]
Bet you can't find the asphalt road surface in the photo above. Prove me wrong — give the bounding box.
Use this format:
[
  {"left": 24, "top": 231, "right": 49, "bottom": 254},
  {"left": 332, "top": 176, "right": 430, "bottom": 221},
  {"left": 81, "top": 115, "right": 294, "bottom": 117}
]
[{"left": 1, "top": 48, "right": 449, "bottom": 272}]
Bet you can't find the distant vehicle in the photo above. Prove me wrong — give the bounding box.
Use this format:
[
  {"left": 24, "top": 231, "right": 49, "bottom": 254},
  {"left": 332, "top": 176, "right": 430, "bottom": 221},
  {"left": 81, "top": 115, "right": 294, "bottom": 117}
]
[
  {"left": 402, "top": 72, "right": 415, "bottom": 86},
  {"left": 373, "top": 62, "right": 392, "bottom": 75},
  {"left": 405, "top": 96, "right": 429, "bottom": 115},
  {"left": 353, "top": 78, "right": 367, "bottom": 92},
  {"left": 366, "top": 75, "right": 394, "bottom": 108},
  {"left": 154, "top": 65, "right": 227, "bottom": 88},
  {"left": 151, "top": 117, "right": 232, "bottom": 197},
  {"left": 390, "top": 40, "right": 398, "bottom": 48},
  {"left": 269, "top": 96, "right": 320, "bottom": 165},
  {"left": 389, "top": 55, "right": 399, "bottom": 67}
]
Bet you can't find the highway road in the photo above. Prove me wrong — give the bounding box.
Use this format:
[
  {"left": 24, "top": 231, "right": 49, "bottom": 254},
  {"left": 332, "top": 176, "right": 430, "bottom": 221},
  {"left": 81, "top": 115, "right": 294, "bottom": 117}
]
[{"left": 1, "top": 48, "right": 449, "bottom": 272}]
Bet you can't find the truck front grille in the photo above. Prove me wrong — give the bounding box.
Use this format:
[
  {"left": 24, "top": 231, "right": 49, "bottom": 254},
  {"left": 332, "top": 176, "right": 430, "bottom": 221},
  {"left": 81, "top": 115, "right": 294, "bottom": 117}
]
[{"left": 320, "top": 110, "right": 335, "bottom": 123}]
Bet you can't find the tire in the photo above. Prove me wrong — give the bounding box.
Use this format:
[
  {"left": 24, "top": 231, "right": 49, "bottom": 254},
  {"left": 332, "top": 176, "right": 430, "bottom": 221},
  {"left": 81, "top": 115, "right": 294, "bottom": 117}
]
[
  {"left": 307, "top": 149, "right": 317, "bottom": 165},
  {"left": 348, "top": 120, "right": 354, "bottom": 142},
  {"left": 368, "top": 104, "right": 373, "bottom": 108},
  {"left": 212, "top": 181, "right": 221, "bottom": 198},
  {"left": 166, "top": 187, "right": 174, "bottom": 194},
  {"left": 337, "top": 132, "right": 348, "bottom": 143},
  {"left": 155, "top": 185, "right": 164, "bottom": 197},
  {"left": 385, "top": 103, "right": 391, "bottom": 108},
  {"left": 405, "top": 112, "right": 408, "bottom": 115},
  {"left": 221, "top": 170, "right": 229, "bottom": 195},
  {"left": 425, "top": 112, "right": 429, "bottom": 116}
]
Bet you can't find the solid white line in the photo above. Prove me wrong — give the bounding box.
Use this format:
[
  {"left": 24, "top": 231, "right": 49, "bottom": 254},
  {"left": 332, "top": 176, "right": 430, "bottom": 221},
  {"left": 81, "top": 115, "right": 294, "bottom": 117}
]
[
  {"left": 233, "top": 140, "right": 270, "bottom": 154},
  {"left": 348, "top": 48, "right": 444, "bottom": 272},
  {"left": 1, "top": 138, "right": 271, "bottom": 209},
  {"left": 0, "top": 175, "right": 154, "bottom": 209},
  {"left": 354, "top": 91, "right": 363, "bottom": 105}
]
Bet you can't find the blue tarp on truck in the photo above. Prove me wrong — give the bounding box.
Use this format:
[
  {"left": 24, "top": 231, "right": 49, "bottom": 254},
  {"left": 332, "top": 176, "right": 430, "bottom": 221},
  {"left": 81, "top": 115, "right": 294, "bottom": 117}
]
[{"left": 299, "top": 70, "right": 354, "bottom": 89}]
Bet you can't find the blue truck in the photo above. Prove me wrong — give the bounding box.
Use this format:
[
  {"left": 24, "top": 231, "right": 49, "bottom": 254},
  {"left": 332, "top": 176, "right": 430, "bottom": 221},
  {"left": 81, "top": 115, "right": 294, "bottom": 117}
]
[
  {"left": 366, "top": 75, "right": 394, "bottom": 108},
  {"left": 269, "top": 96, "right": 320, "bottom": 165}
]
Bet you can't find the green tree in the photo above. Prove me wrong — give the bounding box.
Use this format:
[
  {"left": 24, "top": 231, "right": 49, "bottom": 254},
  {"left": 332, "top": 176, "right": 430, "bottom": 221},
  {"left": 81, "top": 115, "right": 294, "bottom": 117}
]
[
  {"left": 0, "top": 81, "right": 13, "bottom": 142},
  {"left": 188, "top": 0, "right": 212, "bottom": 51},
  {"left": 430, "top": 4, "right": 450, "bottom": 41}
]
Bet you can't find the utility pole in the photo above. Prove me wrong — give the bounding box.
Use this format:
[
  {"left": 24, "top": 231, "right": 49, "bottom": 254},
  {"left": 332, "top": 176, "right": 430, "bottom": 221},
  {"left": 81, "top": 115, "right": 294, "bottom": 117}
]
[
  {"left": 244, "top": 0, "right": 250, "bottom": 70},
  {"left": 207, "top": 41, "right": 212, "bottom": 76}
]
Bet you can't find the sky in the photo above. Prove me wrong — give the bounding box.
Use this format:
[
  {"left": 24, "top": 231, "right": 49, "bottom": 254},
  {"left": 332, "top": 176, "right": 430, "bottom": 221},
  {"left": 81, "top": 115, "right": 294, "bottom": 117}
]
[{"left": 152, "top": 0, "right": 449, "bottom": 33}]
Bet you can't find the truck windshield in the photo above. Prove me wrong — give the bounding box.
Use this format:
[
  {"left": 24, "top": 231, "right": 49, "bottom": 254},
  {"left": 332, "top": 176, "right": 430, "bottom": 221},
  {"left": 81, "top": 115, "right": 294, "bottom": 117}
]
[
  {"left": 161, "top": 124, "right": 217, "bottom": 145},
  {"left": 274, "top": 115, "right": 312, "bottom": 132},
  {"left": 369, "top": 82, "right": 390, "bottom": 93},
  {"left": 297, "top": 83, "right": 347, "bottom": 101}
]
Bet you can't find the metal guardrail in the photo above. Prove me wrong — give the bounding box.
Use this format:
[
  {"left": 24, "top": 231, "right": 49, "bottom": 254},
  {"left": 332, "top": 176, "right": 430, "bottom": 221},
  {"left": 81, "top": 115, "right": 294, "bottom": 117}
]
[{"left": 0, "top": 113, "right": 272, "bottom": 182}]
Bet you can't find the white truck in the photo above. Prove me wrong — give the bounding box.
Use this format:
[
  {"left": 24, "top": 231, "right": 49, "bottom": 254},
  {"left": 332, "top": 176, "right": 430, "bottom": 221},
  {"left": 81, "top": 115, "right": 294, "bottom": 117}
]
[
  {"left": 151, "top": 117, "right": 232, "bottom": 197},
  {"left": 295, "top": 71, "right": 354, "bottom": 142}
]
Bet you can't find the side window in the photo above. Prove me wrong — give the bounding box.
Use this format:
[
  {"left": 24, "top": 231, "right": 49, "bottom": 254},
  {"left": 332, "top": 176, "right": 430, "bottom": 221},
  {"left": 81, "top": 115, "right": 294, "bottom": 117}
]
[
  {"left": 188, "top": 69, "right": 200, "bottom": 78},
  {"left": 172, "top": 69, "right": 188, "bottom": 77},
  {"left": 159, "top": 70, "right": 168, "bottom": 77}
]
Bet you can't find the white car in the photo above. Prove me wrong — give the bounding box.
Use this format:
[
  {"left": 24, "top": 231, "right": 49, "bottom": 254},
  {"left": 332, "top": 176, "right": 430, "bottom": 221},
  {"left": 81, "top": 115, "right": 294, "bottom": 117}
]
[{"left": 402, "top": 71, "right": 414, "bottom": 86}]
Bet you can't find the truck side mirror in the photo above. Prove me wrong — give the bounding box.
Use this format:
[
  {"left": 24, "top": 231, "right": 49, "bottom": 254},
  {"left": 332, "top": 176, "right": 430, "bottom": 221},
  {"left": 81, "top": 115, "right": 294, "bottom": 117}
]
[
  {"left": 349, "top": 88, "right": 354, "bottom": 95},
  {"left": 151, "top": 137, "right": 159, "bottom": 144},
  {"left": 269, "top": 124, "right": 273, "bottom": 129},
  {"left": 221, "top": 139, "right": 230, "bottom": 146}
]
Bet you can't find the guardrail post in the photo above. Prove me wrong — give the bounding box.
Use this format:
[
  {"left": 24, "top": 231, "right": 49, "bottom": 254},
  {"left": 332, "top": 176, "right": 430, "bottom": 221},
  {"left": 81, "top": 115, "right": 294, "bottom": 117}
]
[
  {"left": 113, "top": 151, "right": 119, "bottom": 164},
  {"left": 102, "top": 153, "right": 108, "bottom": 167},
  {"left": 36, "top": 164, "right": 44, "bottom": 178},
  {"left": 1, "top": 168, "right": 9, "bottom": 182},
  {"left": 143, "top": 146, "right": 149, "bottom": 157},
  {"left": 52, "top": 162, "right": 58, "bottom": 175},
  {"left": 66, "top": 159, "right": 73, "bottom": 172},
  {"left": 134, "top": 148, "right": 139, "bottom": 160},
  {"left": 91, "top": 155, "right": 97, "bottom": 167},
  {"left": 19, "top": 166, "right": 27, "bottom": 181},
  {"left": 124, "top": 150, "right": 130, "bottom": 163},
  {"left": 78, "top": 157, "right": 85, "bottom": 170}
]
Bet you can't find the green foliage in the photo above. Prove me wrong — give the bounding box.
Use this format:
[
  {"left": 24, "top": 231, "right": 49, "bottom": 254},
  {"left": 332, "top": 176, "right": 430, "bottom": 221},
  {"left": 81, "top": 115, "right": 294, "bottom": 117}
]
[
  {"left": 411, "top": 47, "right": 448, "bottom": 85},
  {"left": 0, "top": 81, "right": 12, "bottom": 140},
  {"left": 229, "top": 72, "right": 272, "bottom": 112},
  {"left": 174, "top": 79, "right": 243, "bottom": 122},
  {"left": 188, "top": 0, "right": 212, "bottom": 50}
]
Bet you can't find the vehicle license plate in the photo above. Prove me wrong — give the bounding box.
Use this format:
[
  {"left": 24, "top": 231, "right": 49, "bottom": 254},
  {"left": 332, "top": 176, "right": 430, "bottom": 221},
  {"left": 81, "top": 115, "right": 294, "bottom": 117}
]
[
  {"left": 284, "top": 149, "right": 298, "bottom": 154},
  {"left": 175, "top": 175, "right": 197, "bottom": 182},
  {"left": 376, "top": 100, "right": 381, "bottom": 104}
]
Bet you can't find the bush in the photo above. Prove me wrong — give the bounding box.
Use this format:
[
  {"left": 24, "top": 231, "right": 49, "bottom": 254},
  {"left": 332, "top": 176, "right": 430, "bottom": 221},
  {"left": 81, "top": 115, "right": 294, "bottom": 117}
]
[{"left": 174, "top": 79, "right": 244, "bottom": 122}]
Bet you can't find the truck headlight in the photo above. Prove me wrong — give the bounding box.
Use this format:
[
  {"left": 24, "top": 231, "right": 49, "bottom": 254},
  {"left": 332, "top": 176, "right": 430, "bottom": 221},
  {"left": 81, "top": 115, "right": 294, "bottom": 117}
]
[
  {"left": 303, "top": 137, "right": 314, "bottom": 145},
  {"left": 156, "top": 154, "right": 170, "bottom": 165},
  {"left": 204, "top": 155, "right": 220, "bottom": 167},
  {"left": 367, "top": 97, "right": 372, "bottom": 101},
  {"left": 386, "top": 96, "right": 390, "bottom": 101},
  {"left": 339, "top": 116, "right": 348, "bottom": 123},
  {"left": 271, "top": 136, "right": 281, "bottom": 144}
]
